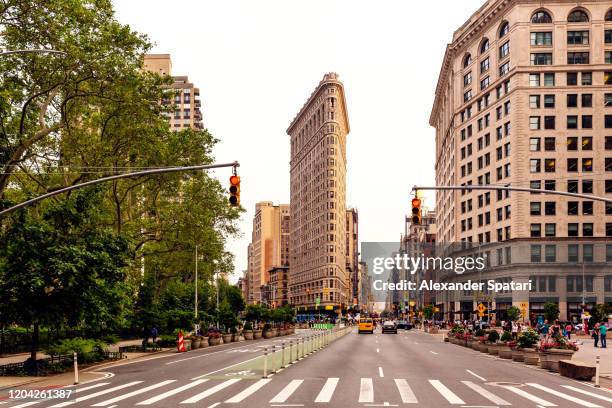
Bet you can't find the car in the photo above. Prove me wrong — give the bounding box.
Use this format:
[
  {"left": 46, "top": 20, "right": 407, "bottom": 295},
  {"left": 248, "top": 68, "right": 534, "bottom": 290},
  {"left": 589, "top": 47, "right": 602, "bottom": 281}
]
[
  {"left": 397, "top": 320, "right": 409, "bottom": 329},
  {"left": 358, "top": 318, "right": 374, "bottom": 334},
  {"left": 382, "top": 320, "right": 398, "bottom": 334}
]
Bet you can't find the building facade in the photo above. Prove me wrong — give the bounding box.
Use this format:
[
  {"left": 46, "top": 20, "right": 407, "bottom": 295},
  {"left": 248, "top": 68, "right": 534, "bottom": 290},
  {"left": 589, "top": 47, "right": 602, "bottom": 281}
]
[
  {"left": 247, "top": 202, "right": 290, "bottom": 304},
  {"left": 288, "top": 73, "right": 351, "bottom": 316},
  {"left": 346, "top": 208, "right": 359, "bottom": 307},
  {"left": 143, "top": 54, "right": 203, "bottom": 131},
  {"left": 430, "top": 0, "right": 612, "bottom": 321}
]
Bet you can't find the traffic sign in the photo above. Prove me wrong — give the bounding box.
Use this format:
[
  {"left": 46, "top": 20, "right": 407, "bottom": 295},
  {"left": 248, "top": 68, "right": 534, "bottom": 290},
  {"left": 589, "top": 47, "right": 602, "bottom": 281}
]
[
  {"left": 315, "top": 297, "right": 320, "bottom": 306},
  {"left": 477, "top": 303, "right": 486, "bottom": 313}
]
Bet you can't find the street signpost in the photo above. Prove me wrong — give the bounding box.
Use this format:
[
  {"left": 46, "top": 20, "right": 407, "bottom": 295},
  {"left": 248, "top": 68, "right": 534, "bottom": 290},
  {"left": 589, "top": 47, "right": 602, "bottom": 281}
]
[
  {"left": 477, "top": 303, "right": 486, "bottom": 318},
  {"left": 519, "top": 302, "right": 528, "bottom": 321}
]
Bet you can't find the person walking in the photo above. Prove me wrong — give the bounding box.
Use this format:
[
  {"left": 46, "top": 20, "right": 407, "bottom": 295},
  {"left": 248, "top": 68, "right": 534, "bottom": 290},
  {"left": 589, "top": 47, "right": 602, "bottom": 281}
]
[
  {"left": 600, "top": 324, "right": 608, "bottom": 348},
  {"left": 593, "top": 323, "right": 600, "bottom": 347},
  {"left": 511, "top": 321, "right": 518, "bottom": 339},
  {"left": 565, "top": 323, "right": 573, "bottom": 340}
]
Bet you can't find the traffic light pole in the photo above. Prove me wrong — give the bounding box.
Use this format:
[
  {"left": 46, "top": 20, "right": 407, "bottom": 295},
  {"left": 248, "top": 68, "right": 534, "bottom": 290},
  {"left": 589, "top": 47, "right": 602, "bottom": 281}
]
[
  {"left": 412, "top": 184, "right": 612, "bottom": 204},
  {"left": 0, "top": 161, "right": 240, "bottom": 218}
]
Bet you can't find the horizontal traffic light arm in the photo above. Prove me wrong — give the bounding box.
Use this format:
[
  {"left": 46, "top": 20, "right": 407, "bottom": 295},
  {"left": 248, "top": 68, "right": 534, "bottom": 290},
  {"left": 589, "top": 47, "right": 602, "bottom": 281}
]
[
  {"left": 0, "top": 161, "right": 240, "bottom": 217},
  {"left": 413, "top": 184, "right": 612, "bottom": 204}
]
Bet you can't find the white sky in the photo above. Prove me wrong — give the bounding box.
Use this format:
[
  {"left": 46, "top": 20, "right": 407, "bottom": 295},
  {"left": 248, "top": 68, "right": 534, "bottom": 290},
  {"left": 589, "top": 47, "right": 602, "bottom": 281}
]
[{"left": 112, "top": 0, "right": 485, "bottom": 280}]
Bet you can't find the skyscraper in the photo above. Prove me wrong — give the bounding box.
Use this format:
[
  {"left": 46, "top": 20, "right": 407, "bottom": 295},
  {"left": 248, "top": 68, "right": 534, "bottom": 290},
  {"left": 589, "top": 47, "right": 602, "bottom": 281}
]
[{"left": 287, "top": 73, "right": 351, "bottom": 317}]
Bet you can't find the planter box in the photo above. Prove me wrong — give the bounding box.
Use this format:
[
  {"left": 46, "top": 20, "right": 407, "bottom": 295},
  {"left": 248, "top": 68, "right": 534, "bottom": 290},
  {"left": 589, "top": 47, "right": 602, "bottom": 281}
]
[
  {"left": 200, "top": 337, "right": 209, "bottom": 348},
  {"left": 471, "top": 341, "right": 480, "bottom": 351},
  {"left": 558, "top": 360, "right": 595, "bottom": 381},
  {"left": 523, "top": 348, "right": 539, "bottom": 365},
  {"left": 231, "top": 333, "right": 240, "bottom": 342},
  {"left": 539, "top": 349, "right": 575, "bottom": 372},
  {"left": 511, "top": 349, "right": 524, "bottom": 362},
  {"left": 498, "top": 345, "right": 513, "bottom": 359},
  {"left": 253, "top": 330, "right": 262, "bottom": 339},
  {"left": 466, "top": 340, "right": 474, "bottom": 348},
  {"left": 183, "top": 339, "right": 192, "bottom": 351},
  {"left": 208, "top": 337, "right": 221, "bottom": 346},
  {"left": 478, "top": 342, "right": 489, "bottom": 353},
  {"left": 263, "top": 330, "right": 274, "bottom": 339},
  {"left": 222, "top": 334, "right": 232, "bottom": 343},
  {"left": 487, "top": 344, "right": 499, "bottom": 355},
  {"left": 430, "top": 327, "right": 439, "bottom": 334},
  {"left": 243, "top": 330, "right": 254, "bottom": 340},
  {"left": 191, "top": 338, "right": 201, "bottom": 349}
]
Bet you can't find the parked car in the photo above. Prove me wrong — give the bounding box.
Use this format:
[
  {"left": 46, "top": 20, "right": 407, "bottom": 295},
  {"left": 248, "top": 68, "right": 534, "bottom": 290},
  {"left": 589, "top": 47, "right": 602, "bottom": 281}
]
[{"left": 382, "top": 320, "right": 398, "bottom": 334}]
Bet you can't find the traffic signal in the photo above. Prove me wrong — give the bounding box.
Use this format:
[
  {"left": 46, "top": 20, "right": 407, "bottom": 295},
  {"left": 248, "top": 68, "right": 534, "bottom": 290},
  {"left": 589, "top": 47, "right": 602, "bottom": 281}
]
[
  {"left": 229, "top": 175, "right": 240, "bottom": 207},
  {"left": 411, "top": 197, "right": 421, "bottom": 224}
]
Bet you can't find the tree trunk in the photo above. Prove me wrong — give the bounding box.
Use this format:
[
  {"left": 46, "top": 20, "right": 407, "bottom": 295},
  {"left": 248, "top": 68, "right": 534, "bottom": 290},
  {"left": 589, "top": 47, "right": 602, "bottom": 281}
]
[{"left": 30, "top": 323, "right": 39, "bottom": 362}]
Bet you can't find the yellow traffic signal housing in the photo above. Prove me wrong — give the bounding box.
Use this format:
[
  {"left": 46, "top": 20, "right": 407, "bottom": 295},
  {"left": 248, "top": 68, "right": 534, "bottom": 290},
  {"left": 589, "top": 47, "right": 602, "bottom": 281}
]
[
  {"left": 229, "top": 175, "right": 240, "bottom": 207},
  {"left": 411, "top": 197, "right": 421, "bottom": 224}
]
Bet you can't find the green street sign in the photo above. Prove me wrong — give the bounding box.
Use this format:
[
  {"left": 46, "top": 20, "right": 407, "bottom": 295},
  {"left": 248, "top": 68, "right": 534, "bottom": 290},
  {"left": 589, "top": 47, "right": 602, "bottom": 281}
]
[{"left": 315, "top": 297, "right": 320, "bottom": 306}]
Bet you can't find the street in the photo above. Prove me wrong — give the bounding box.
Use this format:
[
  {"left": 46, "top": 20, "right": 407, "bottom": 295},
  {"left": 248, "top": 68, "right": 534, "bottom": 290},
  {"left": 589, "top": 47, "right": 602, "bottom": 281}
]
[{"left": 3, "top": 328, "right": 611, "bottom": 408}]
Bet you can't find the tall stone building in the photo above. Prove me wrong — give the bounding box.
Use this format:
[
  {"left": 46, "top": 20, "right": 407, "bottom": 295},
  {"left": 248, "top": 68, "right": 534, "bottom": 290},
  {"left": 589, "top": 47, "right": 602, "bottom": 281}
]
[
  {"left": 346, "top": 208, "right": 359, "bottom": 306},
  {"left": 430, "top": 0, "right": 612, "bottom": 321},
  {"left": 288, "top": 73, "right": 351, "bottom": 317},
  {"left": 247, "top": 202, "right": 290, "bottom": 304},
  {"left": 143, "top": 54, "right": 203, "bottom": 131}
]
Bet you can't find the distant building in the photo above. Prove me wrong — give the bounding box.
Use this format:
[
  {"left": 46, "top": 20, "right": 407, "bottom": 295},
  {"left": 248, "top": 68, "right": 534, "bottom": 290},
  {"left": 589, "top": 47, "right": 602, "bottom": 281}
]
[
  {"left": 346, "top": 209, "right": 359, "bottom": 307},
  {"left": 247, "top": 202, "right": 290, "bottom": 304},
  {"left": 262, "top": 266, "right": 289, "bottom": 308},
  {"left": 143, "top": 54, "right": 203, "bottom": 131},
  {"left": 287, "top": 73, "right": 351, "bottom": 318}
]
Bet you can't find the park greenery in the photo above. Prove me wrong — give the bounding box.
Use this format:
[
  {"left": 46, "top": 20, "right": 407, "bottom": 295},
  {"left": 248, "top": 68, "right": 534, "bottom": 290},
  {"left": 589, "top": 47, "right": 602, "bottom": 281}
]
[{"left": 0, "top": 0, "right": 243, "bottom": 361}]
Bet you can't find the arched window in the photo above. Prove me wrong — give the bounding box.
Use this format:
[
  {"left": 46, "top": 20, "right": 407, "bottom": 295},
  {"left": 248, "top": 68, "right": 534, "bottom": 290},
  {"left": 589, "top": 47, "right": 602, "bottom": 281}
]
[
  {"left": 568, "top": 9, "right": 589, "bottom": 23},
  {"left": 499, "top": 21, "right": 510, "bottom": 38},
  {"left": 480, "top": 38, "right": 490, "bottom": 53},
  {"left": 531, "top": 10, "right": 552, "bottom": 24},
  {"left": 605, "top": 9, "right": 612, "bottom": 21},
  {"left": 463, "top": 53, "right": 472, "bottom": 68}
]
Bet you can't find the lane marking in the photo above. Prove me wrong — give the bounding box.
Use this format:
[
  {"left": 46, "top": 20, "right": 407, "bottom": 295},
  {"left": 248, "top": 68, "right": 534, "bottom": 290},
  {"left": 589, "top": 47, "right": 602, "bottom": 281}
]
[
  {"left": 181, "top": 379, "right": 241, "bottom": 403},
  {"left": 429, "top": 380, "right": 465, "bottom": 405},
  {"left": 394, "top": 379, "right": 418, "bottom": 403},
  {"left": 225, "top": 378, "right": 271, "bottom": 403},
  {"left": 461, "top": 381, "right": 510, "bottom": 406},
  {"left": 376, "top": 348, "right": 380, "bottom": 353},
  {"left": 136, "top": 379, "right": 208, "bottom": 405},
  {"left": 379, "top": 366, "right": 384, "bottom": 377},
  {"left": 359, "top": 378, "right": 374, "bottom": 403},
  {"left": 48, "top": 381, "right": 142, "bottom": 407},
  {"left": 315, "top": 378, "right": 339, "bottom": 403},
  {"left": 207, "top": 403, "right": 221, "bottom": 408},
  {"left": 92, "top": 380, "right": 176, "bottom": 406},
  {"left": 500, "top": 385, "right": 556, "bottom": 407},
  {"left": 466, "top": 369, "right": 487, "bottom": 382},
  {"left": 191, "top": 354, "right": 263, "bottom": 380},
  {"left": 270, "top": 379, "right": 303, "bottom": 403},
  {"left": 560, "top": 385, "right": 612, "bottom": 403},
  {"left": 430, "top": 351, "right": 438, "bottom": 355},
  {"left": 527, "top": 383, "right": 602, "bottom": 407}
]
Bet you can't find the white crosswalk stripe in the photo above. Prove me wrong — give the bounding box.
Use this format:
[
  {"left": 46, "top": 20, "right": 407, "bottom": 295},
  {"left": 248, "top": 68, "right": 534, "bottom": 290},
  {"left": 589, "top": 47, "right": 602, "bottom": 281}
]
[
  {"left": 91, "top": 380, "right": 176, "bottom": 406},
  {"left": 560, "top": 385, "right": 612, "bottom": 404},
  {"left": 527, "top": 383, "right": 602, "bottom": 408},
  {"left": 269, "top": 379, "right": 303, "bottom": 403},
  {"left": 394, "top": 379, "right": 418, "bottom": 404},
  {"left": 358, "top": 378, "right": 374, "bottom": 403},
  {"left": 48, "top": 381, "right": 142, "bottom": 407},
  {"left": 314, "top": 377, "right": 339, "bottom": 403},
  {"left": 180, "top": 379, "right": 240, "bottom": 404},
  {"left": 461, "top": 380, "right": 511, "bottom": 406},
  {"left": 225, "top": 379, "right": 271, "bottom": 403},
  {"left": 8, "top": 383, "right": 111, "bottom": 408},
  {"left": 429, "top": 379, "right": 465, "bottom": 405},
  {"left": 500, "top": 385, "right": 556, "bottom": 407},
  {"left": 136, "top": 379, "right": 208, "bottom": 405}
]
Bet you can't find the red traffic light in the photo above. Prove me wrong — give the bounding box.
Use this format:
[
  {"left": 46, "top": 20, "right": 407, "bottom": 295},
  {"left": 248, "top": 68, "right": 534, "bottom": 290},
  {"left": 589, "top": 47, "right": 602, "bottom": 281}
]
[
  {"left": 411, "top": 198, "right": 421, "bottom": 207},
  {"left": 230, "top": 175, "right": 240, "bottom": 185},
  {"left": 229, "top": 175, "right": 240, "bottom": 207}
]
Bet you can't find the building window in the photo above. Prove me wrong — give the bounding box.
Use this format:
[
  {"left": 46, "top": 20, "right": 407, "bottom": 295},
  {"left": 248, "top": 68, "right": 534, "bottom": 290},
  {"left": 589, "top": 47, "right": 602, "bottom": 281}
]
[
  {"left": 480, "top": 38, "right": 490, "bottom": 53},
  {"left": 530, "top": 95, "right": 540, "bottom": 108},
  {"left": 463, "top": 72, "right": 472, "bottom": 86},
  {"left": 582, "top": 137, "right": 592, "bottom": 150},
  {"left": 499, "top": 41, "right": 510, "bottom": 59},
  {"left": 582, "top": 201, "right": 593, "bottom": 215},
  {"left": 583, "top": 223, "right": 593, "bottom": 237},
  {"left": 545, "top": 224, "right": 556, "bottom": 237},
  {"left": 531, "top": 11, "right": 552, "bottom": 24},
  {"left": 567, "top": 72, "right": 578, "bottom": 86},
  {"left": 567, "top": 31, "right": 589, "bottom": 45},
  {"left": 545, "top": 158, "right": 556, "bottom": 172},
  {"left": 606, "top": 51, "right": 612, "bottom": 64},
  {"left": 545, "top": 245, "right": 556, "bottom": 262},
  {"left": 531, "top": 53, "right": 552, "bottom": 65},
  {"left": 464, "top": 90, "right": 472, "bottom": 102},
  {"left": 530, "top": 202, "right": 541, "bottom": 215},
  {"left": 567, "top": 116, "right": 578, "bottom": 129},
  {"left": 582, "top": 115, "right": 592, "bottom": 129},
  {"left": 568, "top": 9, "right": 589, "bottom": 23},
  {"left": 480, "top": 57, "right": 490, "bottom": 73},
  {"left": 544, "top": 137, "right": 555, "bottom": 151},
  {"left": 606, "top": 30, "right": 612, "bottom": 44},
  {"left": 463, "top": 54, "right": 472, "bottom": 68},
  {"left": 568, "top": 244, "right": 579, "bottom": 262},
  {"left": 530, "top": 159, "right": 541, "bottom": 172},
  {"left": 582, "top": 72, "right": 592, "bottom": 85},
  {"left": 567, "top": 158, "right": 578, "bottom": 172},
  {"left": 530, "top": 138, "right": 541, "bottom": 151},
  {"left": 531, "top": 32, "right": 552, "bottom": 46},
  {"left": 530, "top": 224, "right": 541, "bottom": 237},
  {"left": 568, "top": 52, "right": 589, "bottom": 64},
  {"left": 568, "top": 223, "right": 579, "bottom": 236},
  {"left": 531, "top": 245, "right": 541, "bottom": 262},
  {"left": 582, "top": 94, "right": 592, "bottom": 107},
  {"left": 480, "top": 76, "right": 490, "bottom": 90},
  {"left": 582, "top": 158, "right": 593, "bottom": 172},
  {"left": 530, "top": 73, "right": 540, "bottom": 86},
  {"left": 499, "top": 21, "right": 509, "bottom": 38},
  {"left": 544, "top": 94, "right": 555, "bottom": 108},
  {"left": 544, "top": 116, "right": 555, "bottom": 129},
  {"left": 544, "top": 73, "right": 555, "bottom": 86},
  {"left": 499, "top": 62, "right": 510, "bottom": 77},
  {"left": 530, "top": 116, "right": 541, "bottom": 130}
]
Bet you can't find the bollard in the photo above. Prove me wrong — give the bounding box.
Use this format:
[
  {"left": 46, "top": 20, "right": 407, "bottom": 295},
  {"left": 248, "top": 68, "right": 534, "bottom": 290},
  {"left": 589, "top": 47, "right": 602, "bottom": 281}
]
[
  {"left": 289, "top": 340, "right": 294, "bottom": 364},
  {"left": 263, "top": 347, "right": 268, "bottom": 378},
  {"left": 595, "top": 355, "right": 601, "bottom": 388},
  {"left": 271, "top": 345, "right": 277, "bottom": 373},
  {"left": 73, "top": 351, "right": 79, "bottom": 385},
  {"left": 281, "top": 341, "right": 286, "bottom": 368}
]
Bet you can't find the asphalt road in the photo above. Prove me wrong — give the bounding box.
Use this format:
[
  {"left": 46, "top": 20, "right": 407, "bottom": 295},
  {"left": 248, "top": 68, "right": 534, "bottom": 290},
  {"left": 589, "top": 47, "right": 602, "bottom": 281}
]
[{"left": 3, "top": 328, "right": 612, "bottom": 408}]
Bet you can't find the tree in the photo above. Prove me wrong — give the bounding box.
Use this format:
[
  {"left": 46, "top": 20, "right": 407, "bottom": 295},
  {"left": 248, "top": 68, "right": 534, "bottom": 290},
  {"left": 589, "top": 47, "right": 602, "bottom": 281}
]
[
  {"left": 0, "top": 188, "right": 131, "bottom": 364},
  {"left": 543, "top": 302, "right": 560, "bottom": 323},
  {"left": 590, "top": 304, "right": 611, "bottom": 327},
  {"left": 423, "top": 305, "right": 434, "bottom": 320},
  {"left": 506, "top": 306, "right": 521, "bottom": 322}
]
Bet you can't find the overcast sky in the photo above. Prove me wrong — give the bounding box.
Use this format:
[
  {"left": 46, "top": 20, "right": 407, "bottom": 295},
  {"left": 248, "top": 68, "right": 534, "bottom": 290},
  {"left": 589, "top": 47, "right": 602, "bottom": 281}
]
[{"left": 112, "top": 0, "right": 485, "bottom": 280}]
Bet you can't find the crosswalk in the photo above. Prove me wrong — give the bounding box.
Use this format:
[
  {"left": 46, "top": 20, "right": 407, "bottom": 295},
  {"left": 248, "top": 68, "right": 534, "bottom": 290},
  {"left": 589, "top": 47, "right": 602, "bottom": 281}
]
[{"left": 4, "top": 376, "right": 612, "bottom": 407}]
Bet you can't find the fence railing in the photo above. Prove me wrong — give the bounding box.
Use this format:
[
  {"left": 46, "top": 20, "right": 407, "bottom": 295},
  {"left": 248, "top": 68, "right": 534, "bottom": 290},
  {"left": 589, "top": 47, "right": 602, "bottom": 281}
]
[{"left": 0, "top": 351, "right": 124, "bottom": 376}]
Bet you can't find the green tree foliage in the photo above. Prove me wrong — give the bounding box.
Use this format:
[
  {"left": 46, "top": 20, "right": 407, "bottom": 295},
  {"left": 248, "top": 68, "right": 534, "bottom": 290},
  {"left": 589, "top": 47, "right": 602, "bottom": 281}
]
[
  {"left": 423, "top": 305, "right": 434, "bottom": 320},
  {"left": 543, "top": 302, "right": 560, "bottom": 322},
  {"left": 0, "top": 189, "right": 131, "bottom": 361},
  {"left": 506, "top": 306, "right": 521, "bottom": 322}
]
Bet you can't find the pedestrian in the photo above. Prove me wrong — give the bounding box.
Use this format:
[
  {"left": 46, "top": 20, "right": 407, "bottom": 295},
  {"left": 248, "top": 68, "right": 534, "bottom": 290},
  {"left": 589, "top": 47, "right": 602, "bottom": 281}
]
[
  {"left": 600, "top": 324, "right": 608, "bottom": 348},
  {"left": 593, "top": 323, "right": 600, "bottom": 347},
  {"left": 151, "top": 327, "right": 158, "bottom": 343},
  {"left": 511, "top": 321, "right": 518, "bottom": 339},
  {"left": 565, "top": 323, "right": 573, "bottom": 340}
]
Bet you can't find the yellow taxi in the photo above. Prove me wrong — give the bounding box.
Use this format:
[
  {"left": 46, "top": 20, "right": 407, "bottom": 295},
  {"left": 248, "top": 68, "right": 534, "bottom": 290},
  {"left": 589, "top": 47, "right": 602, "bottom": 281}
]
[{"left": 358, "top": 317, "right": 374, "bottom": 334}]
